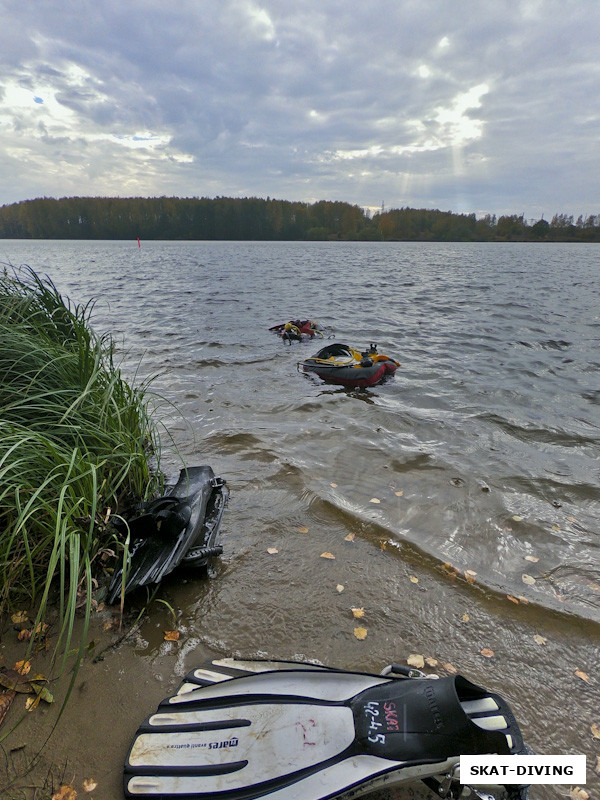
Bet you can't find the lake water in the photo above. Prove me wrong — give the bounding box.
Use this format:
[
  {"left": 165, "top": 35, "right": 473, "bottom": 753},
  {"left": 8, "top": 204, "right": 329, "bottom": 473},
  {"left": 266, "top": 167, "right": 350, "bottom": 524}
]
[{"left": 2, "top": 240, "right": 599, "bottom": 798}]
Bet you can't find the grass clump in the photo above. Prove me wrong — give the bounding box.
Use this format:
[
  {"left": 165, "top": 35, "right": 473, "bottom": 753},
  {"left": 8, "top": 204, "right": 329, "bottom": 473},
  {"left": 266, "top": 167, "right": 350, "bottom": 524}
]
[{"left": 0, "top": 266, "right": 162, "bottom": 661}]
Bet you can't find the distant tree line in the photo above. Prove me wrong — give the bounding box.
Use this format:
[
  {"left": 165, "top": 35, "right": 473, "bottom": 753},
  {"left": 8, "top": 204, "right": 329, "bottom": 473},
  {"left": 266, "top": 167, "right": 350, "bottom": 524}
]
[{"left": 1, "top": 196, "right": 599, "bottom": 242}]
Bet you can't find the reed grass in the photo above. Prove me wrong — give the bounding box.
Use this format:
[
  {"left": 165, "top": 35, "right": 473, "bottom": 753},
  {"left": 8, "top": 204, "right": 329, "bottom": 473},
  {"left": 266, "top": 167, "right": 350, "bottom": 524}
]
[{"left": 0, "top": 266, "right": 162, "bottom": 666}]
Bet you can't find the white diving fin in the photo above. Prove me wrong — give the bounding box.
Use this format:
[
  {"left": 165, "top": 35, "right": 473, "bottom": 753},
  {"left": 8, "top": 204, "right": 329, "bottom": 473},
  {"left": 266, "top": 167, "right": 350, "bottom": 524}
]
[{"left": 123, "top": 658, "right": 529, "bottom": 800}]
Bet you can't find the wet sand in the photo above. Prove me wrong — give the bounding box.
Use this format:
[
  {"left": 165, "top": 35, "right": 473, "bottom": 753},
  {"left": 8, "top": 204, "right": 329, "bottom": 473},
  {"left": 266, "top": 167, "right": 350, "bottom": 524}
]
[{"left": 1, "top": 612, "right": 435, "bottom": 800}]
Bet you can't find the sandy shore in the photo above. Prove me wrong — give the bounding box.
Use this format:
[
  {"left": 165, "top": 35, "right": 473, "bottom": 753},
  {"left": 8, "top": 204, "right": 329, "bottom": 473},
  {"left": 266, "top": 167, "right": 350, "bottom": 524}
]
[{"left": 1, "top": 610, "right": 435, "bottom": 800}]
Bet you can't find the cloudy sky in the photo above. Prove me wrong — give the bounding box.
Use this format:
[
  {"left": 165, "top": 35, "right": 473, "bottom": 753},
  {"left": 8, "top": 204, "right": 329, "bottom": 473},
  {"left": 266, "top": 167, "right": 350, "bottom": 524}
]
[{"left": 1, "top": 0, "right": 598, "bottom": 218}]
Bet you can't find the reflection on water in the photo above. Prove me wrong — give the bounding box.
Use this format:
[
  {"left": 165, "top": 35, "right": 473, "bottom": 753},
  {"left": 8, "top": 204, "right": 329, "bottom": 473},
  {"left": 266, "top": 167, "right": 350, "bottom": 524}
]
[{"left": 4, "top": 239, "right": 600, "bottom": 796}]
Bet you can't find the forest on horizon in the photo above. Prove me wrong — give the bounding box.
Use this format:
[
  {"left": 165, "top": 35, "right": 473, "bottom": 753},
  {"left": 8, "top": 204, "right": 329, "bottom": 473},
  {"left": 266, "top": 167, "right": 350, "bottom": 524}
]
[{"left": 1, "top": 195, "right": 599, "bottom": 242}]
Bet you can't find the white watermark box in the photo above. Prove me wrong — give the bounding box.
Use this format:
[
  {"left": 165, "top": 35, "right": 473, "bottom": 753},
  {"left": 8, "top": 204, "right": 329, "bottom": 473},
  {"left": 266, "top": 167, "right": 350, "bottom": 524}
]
[{"left": 460, "top": 754, "right": 586, "bottom": 784}]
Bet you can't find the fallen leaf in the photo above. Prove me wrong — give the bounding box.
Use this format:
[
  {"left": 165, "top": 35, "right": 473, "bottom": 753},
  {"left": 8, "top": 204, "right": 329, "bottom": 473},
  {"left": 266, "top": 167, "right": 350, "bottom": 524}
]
[
  {"left": 82, "top": 779, "right": 97, "bottom": 793},
  {"left": 351, "top": 607, "right": 365, "bottom": 618},
  {"left": 570, "top": 788, "right": 589, "bottom": 800},
  {"left": 163, "top": 630, "right": 180, "bottom": 642},
  {"left": 33, "top": 623, "right": 49, "bottom": 635},
  {"left": 379, "top": 539, "right": 388, "bottom": 550},
  {"left": 506, "top": 595, "right": 520, "bottom": 604},
  {"left": 344, "top": 533, "right": 355, "bottom": 542},
  {"left": 512, "top": 515, "right": 523, "bottom": 522},
  {"left": 336, "top": 584, "right": 345, "bottom": 593},
  {"left": 31, "top": 683, "right": 54, "bottom": 704},
  {"left": 0, "top": 690, "right": 16, "bottom": 727},
  {"left": 11, "top": 611, "right": 28, "bottom": 624},
  {"left": 395, "top": 490, "right": 404, "bottom": 496},
  {"left": 522, "top": 573, "right": 536, "bottom": 585},
  {"left": 462, "top": 613, "right": 470, "bottom": 622},
  {"left": 566, "top": 516, "right": 577, "bottom": 523},
  {"left": 480, "top": 648, "right": 495, "bottom": 658},
  {"left": 517, "top": 595, "right": 530, "bottom": 604},
  {"left": 591, "top": 722, "right": 600, "bottom": 739},
  {"left": 533, "top": 634, "right": 547, "bottom": 646},
  {"left": 574, "top": 669, "right": 590, "bottom": 683},
  {"left": 0, "top": 671, "right": 33, "bottom": 693},
  {"left": 52, "top": 787, "right": 77, "bottom": 800},
  {"left": 441, "top": 562, "right": 458, "bottom": 578},
  {"left": 588, "top": 583, "right": 600, "bottom": 592},
  {"left": 17, "top": 629, "right": 31, "bottom": 642},
  {"left": 596, "top": 754, "right": 600, "bottom": 771},
  {"left": 525, "top": 555, "right": 539, "bottom": 562},
  {"left": 296, "top": 525, "right": 309, "bottom": 533},
  {"left": 320, "top": 552, "right": 335, "bottom": 559},
  {"left": 102, "top": 620, "right": 114, "bottom": 631},
  {"left": 14, "top": 660, "right": 31, "bottom": 676},
  {"left": 407, "top": 654, "right": 425, "bottom": 669},
  {"left": 330, "top": 482, "right": 338, "bottom": 488},
  {"left": 464, "top": 570, "right": 477, "bottom": 584},
  {"left": 25, "top": 696, "right": 39, "bottom": 711},
  {"left": 442, "top": 662, "right": 458, "bottom": 674},
  {"left": 369, "top": 497, "right": 381, "bottom": 504},
  {"left": 409, "top": 576, "right": 419, "bottom": 584},
  {"left": 552, "top": 524, "right": 560, "bottom": 530},
  {"left": 267, "top": 547, "right": 278, "bottom": 554},
  {"left": 353, "top": 627, "right": 367, "bottom": 640},
  {"left": 425, "top": 657, "right": 438, "bottom": 667}
]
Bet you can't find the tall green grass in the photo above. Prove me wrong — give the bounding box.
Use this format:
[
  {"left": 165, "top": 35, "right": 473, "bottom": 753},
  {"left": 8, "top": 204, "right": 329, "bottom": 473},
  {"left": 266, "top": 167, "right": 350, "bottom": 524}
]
[{"left": 0, "top": 266, "right": 162, "bottom": 665}]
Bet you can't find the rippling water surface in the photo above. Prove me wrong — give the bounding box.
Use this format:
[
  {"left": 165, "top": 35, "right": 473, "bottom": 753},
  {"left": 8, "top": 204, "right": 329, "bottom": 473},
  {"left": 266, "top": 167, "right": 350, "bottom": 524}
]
[{"left": 4, "top": 240, "right": 599, "bottom": 796}]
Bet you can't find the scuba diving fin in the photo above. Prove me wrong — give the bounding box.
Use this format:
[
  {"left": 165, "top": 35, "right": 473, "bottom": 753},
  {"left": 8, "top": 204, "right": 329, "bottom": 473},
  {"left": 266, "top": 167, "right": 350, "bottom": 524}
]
[
  {"left": 124, "top": 658, "right": 529, "bottom": 800},
  {"left": 107, "top": 466, "right": 228, "bottom": 605}
]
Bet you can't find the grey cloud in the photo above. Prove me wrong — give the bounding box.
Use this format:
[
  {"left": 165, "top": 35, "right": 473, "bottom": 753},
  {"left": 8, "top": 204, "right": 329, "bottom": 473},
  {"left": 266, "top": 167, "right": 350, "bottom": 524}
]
[{"left": 0, "top": 0, "right": 599, "bottom": 215}]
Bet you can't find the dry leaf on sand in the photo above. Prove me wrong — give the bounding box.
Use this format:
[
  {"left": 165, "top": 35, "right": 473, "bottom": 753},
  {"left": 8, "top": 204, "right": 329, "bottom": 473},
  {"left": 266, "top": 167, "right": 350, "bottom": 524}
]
[
  {"left": 52, "top": 787, "right": 77, "bottom": 800},
  {"left": 0, "top": 691, "right": 16, "bottom": 727},
  {"left": 442, "top": 662, "right": 458, "bottom": 674},
  {"left": 569, "top": 788, "right": 589, "bottom": 800}
]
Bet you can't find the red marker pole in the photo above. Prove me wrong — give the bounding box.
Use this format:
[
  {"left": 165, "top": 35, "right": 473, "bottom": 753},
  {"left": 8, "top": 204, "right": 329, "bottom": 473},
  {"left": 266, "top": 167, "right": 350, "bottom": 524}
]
[{"left": 137, "top": 237, "right": 141, "bottom": 248}]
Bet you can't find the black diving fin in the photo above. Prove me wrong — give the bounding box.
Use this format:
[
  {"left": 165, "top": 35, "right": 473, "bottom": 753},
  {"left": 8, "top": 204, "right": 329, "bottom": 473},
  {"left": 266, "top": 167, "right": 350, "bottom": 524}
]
[
  {"left": 107, "top": 466, "right": 228, "bottom": 604},
  {"left": 124, "top": 658, "right": 529, "bottom": 800}
]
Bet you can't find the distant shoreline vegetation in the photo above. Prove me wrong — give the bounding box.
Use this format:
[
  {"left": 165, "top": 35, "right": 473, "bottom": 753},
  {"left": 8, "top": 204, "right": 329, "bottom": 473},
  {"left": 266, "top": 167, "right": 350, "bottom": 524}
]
[{"left": 1, "top": 196, "right": 599, "bottom": 242}]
